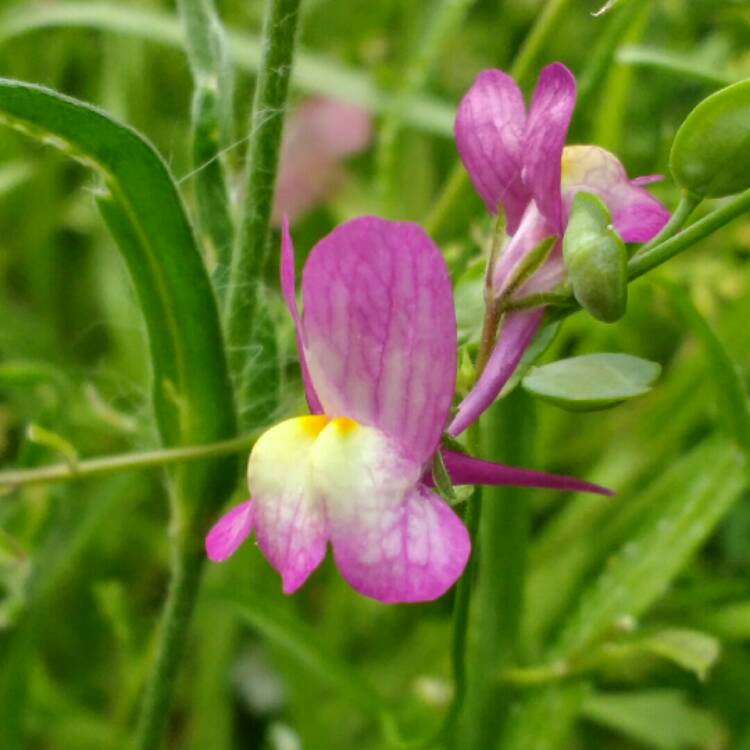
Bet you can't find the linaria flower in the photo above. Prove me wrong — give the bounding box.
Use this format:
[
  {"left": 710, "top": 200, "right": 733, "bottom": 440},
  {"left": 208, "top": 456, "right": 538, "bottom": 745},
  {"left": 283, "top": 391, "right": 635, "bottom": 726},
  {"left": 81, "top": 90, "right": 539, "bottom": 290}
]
[
  {"left": 271, "top": 98, "right": 372, "bottom": 226},
  {"left": 450, "top": 63, "right": 670, "bottom": 436},
  {"left": 206, "top": 216, "right": 609, "bottom": 603}
]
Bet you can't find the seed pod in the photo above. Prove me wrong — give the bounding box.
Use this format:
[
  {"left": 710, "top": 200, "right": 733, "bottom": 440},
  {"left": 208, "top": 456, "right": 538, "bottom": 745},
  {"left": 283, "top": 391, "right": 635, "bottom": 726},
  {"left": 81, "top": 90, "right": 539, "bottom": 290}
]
[
  {"left": 671, "top": 79, "right": 750, "bottom": 198},
  {"left": 563, "top": 192, "right": 627, "bottom": 323}
]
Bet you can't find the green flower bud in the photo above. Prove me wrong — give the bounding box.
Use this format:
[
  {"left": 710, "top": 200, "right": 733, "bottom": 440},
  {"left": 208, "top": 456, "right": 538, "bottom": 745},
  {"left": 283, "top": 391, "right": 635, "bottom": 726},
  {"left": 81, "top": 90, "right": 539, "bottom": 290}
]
[
  {"left": 563, "top": 192, "right": 627, "bottom": 323},
  {"left": 671, "top": 79, "right": 750, "bottom": 198}
]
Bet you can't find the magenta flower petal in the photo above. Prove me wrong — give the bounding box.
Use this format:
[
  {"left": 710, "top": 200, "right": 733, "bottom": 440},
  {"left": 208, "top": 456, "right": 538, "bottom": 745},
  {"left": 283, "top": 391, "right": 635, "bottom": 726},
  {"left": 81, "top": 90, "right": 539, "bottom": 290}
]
[
  {"left": 280, "top": 218, "right": 324, "bottom": 414},
  {"left": 523, "top": 63, "right": 577, "bottom": 232},
  {"left": 449, "top": 309, "right": 544, "bottom": 436},
  {"left": 438, "top": 450, "right": 613, "bottom": 496},
  {"left": 455, "top": 69, "right": 529, "bottom": 232},
  {"left": 330, "top": 484, "right": 470, "bottom": 603},
  {"left": 492, "top": 201, "right": 556, "bottom": 295},
  {"left": 272, "top": 98, "right": 372, "bottom": 225},
  {"left": 561, "top": 146, "right": 670, "bottom": 243},
  {"left": 301, "top": 217, "right": 457, "bottom": 463},
  {"left": 205, "top": 499, "right": 254, "bottom": 562}
]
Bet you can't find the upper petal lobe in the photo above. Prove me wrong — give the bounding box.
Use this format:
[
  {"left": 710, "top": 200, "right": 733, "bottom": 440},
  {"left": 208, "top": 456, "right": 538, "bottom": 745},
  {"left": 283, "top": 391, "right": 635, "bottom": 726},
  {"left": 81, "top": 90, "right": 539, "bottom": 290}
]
[
  {"left": 522, "top": 63, "right": 577, "bottom": 232},
  {"left": 455, "top": 69, "right": 529, "bottom": 232},
  {"left": 301, "top": 217, "right": 457, "bottom": 463}
]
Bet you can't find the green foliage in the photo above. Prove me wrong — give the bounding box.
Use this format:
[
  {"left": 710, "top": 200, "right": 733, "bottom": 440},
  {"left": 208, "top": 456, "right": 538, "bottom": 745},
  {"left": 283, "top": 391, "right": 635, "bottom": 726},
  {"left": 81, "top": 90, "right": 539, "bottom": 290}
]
[
  {"left": 522, "top": 353, "right": 661, "bottom": 411},
  {"left": 671, "top": 78, "right": 750, "bottom": 198},
  {"left": 0, "top": 1, "right": 749, "bottom": 749}
]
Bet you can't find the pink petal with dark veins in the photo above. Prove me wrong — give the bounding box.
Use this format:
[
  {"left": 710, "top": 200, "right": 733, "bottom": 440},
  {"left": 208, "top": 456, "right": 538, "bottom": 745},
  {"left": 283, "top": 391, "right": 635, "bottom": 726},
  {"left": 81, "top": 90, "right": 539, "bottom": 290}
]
[
  {"left": 280, "top": 218, "right": 324, "bottom": 414},
  {"left": 455, "top": 69, "right": 529, "bottom": 233},
  {"left": 301, "top": 217, "right": 457, "bottom": 464},
  {"left": 522, "top": 63, "right": 577, "bottom": 232}
]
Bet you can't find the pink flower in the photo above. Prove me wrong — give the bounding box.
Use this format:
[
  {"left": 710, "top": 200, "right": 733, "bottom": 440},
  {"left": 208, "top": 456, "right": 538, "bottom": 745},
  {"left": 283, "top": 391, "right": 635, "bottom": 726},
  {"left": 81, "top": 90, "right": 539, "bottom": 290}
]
[
  {"left": 450, "top": 63, "right": 670, "bottom": 436},
  {"left": 271, "top": 98, "right": 372, "bottom": 226},
  {"left": 206, "top": 216, "right": 610, "bottom": 603}
]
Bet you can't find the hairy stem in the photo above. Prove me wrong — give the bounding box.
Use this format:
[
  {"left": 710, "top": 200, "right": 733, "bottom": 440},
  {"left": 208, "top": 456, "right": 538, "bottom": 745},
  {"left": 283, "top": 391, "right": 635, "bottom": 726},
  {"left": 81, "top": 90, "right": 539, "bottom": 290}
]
[
  {"left": 224, "top": 0, "right": 301, "bottom": 390},
  {"left": 132, "top": 522, "right": 205, "bottom": 750}
]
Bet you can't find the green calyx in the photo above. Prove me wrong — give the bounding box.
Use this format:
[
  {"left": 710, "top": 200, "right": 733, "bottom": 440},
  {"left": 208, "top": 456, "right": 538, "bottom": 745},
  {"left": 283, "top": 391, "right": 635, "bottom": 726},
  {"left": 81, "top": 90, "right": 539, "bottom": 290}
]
[{"left": 563, "top": 192, "right": 627, "bottom": 323}]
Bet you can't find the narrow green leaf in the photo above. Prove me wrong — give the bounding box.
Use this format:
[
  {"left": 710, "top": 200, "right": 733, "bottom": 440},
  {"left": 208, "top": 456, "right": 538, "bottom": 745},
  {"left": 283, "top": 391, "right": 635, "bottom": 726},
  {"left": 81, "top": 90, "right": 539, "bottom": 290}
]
[
  {"left": 177, "top": 0, "right": 235, "bottom": 276},
  {"left": 522, "top": 353, "right": 660, "bottom": 411},
  {"left": 665, "top": 282, "right": 750, "bottom": 453},
  {"left": 551, "top": 439, "right": 747, "bottom": 659},
  {"left": 582, "top": 690, "right": 724, "bottom": 750},
  {"left": 500, "top": 682, "right": 589, "bottom": 750},
  {"left": 0, "top": 79, "right": 236, "bottom": 513},
  {"left": 617, "top": 45, "right": 735, "bottom": 88},
  {"left": 641, "top": 628, "right": 720, "bottom": 681}
]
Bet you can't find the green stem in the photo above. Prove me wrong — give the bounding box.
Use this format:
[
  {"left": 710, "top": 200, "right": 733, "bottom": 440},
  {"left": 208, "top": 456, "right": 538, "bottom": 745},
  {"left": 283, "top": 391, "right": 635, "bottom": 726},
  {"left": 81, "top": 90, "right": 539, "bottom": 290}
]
[
  {"left": 421, "top": 0, "right": 574, "bottom": 238},
  {"left": 177, "top": 0, "right": 235, "bottom": 276},
  {"left": 0, "top": 431, "right": 264, "bottom": 491},
  {"left": 132, "top": 526, "right": 205, "bottom": 750},
  {"left": 509, "top": 0, "right": 575, "bottom": 85},
  {"left": 430, "top": 422, "right": 482, "bottom": 750},
  {"left": 459, "top": 391, "right": 534, "bottom": 749},
  {"left": 628, "top": 187, "right": 750, "bottom": 280},
  {"left": 224, "top": 0, "right": 301, "bottom": 384}
]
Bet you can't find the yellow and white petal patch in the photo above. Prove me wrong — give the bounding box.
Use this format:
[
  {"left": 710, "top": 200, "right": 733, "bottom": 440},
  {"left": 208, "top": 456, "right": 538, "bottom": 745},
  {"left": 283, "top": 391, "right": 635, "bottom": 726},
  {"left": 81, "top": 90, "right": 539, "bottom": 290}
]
[
  {"left": 247, "top": 416, "right": 329, "bottom": 593},
  {"left": 310, "top": 419, "right": 421, "bottom": 525}
]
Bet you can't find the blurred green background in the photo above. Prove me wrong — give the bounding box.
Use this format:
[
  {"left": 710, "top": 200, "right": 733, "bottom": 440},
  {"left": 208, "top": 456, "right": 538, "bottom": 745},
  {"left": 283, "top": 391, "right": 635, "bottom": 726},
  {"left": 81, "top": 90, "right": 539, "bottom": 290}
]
[{"left": 1, "top": 1, "right": 750, "bottom": 748}]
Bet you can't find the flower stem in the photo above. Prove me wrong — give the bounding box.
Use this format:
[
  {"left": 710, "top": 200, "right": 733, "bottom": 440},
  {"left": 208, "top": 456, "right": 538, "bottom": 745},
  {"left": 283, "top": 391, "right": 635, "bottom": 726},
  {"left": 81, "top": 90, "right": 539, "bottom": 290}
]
[
  {"left": 0, "top": 431, "right": 264, "bottom": 491},
  {"left": 224, "top": 0, "right": 301, "bottom": 387},
  {"left": 132, "top": 524, "right": 205, "bottom": 750},
  {"left": 459, "top": 390, "right": 534, "bottom": 749},
  {"left": 439, "top": 422, "right": 482, "bottom": 749}
]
